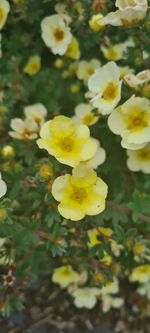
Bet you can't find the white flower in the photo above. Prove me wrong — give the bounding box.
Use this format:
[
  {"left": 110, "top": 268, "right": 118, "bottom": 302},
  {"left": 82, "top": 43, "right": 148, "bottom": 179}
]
[
  {"left": 0, "top": 0, "right": 10, "bottom": 30},
  {"left": 72, "top": 103, "right": 98, "bottom": 126},
  {"left": 104, "top": 0, "right": 147, "bottom": 26},
  {"left": 88, "top": 61, "right": 122, "bottom": 115},
  {"left": 9, "top": 118, "right": 38, "bottom": 140},
  {"left": 116, "top": 0, "right": 148, "bottom": 22},
  {"left": 41, "top": 14, "right": 72, "bottom": 55},
  {"left": 108, "top": 95, "right": 150, "bottom": 150},
  {"left": 129, "top": 265, "right": 150, "bottom": 283},
  {"left": 101, "top": 295, "right": 124, "bottom": 313},
  {"left": 24, "top": 103, "right": 47, "bottom": 125},
  {"left": 71, "top": 287, "right": 101, "bottom": 309},
  {"left": 77, "top": 59, "right": 100, "bottom": 81},
  {"left": 0, "top": 172, "right": 7, "bottom": 198},
  {"left": 82, "top": 139, "right": 106, "bottom": 169},
  {"left": 137, "top": 282, "right": 150, "bottom": 300},
  {"left": 119, "top": 66, "right": 134, "bottom": 79},
  {"left": 126, "top": 144, "right": 150, "bottom": 174},
  {"left": 124, "top": 70, "right": 150, "bottom": 89},
  {"left": 101, "top": 38, "right": 134, "bottom": 61}
]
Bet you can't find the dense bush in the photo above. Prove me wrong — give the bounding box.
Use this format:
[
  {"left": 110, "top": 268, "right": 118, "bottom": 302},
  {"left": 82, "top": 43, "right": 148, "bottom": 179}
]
[{"left": 0, "top": 0, "right": 150, "bottom": 316}]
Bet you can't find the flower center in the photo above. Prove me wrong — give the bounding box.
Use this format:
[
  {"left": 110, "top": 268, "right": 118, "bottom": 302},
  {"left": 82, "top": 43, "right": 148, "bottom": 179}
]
[
  {"left": 0, "top": 9, "right": 4, "bottom": 22},
  {"left": 87, "top": 67, "right": 94, "bottom": 76},
  {"left": 83, "top": 114, "right": 94, "bottom": 125},
  {"left": 107, "top": 49, "right": 118, "bottom": 60},
  {"left": 54, "top": 28, "right": 64, "bottom": 42},
  {"left": 70, "top": 186, "right": 88, "bottom": 203},
  {"left": 58, "top": 137, "right": 74, "bottom": 152},
  {"left": 102, "top": 82, "right": 118, "bottom": 101},
  {"left": 138, "top": 266, "right": 150, "bottom": 274},
  {"left": 126, "top": 110, "right": 148, "bottom": 131},
  {"left": 137, "top": 148, "right": 150, "bottom": 161}
]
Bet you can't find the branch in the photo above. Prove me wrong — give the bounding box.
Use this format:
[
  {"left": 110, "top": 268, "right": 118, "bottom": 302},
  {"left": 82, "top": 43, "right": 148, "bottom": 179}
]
[{"left": 106, "top": 200, "right": 150, "bottom": 223}]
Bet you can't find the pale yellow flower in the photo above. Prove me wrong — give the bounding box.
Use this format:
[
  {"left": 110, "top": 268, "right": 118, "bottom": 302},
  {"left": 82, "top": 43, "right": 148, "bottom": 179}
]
[
  {"left": 129, "top": 265, "right": 150, "bottom": 283},
  {"left": 89, "top": 14, "right": 105, "bottom": 32},
  {"left": 0, "top": 172, "right": 7, "bottom": 198},
  {"left": 23, "top": 55, "right": 41, "bottom": 76},
  {"left": 24, "top": 103, "right": 47, "bottom": 125},
  {"left": 116, "top": 0, "right": 148, "bottom": 24},
  {"left": 124, "top": 70, "right": 150, "bottom": 89},
  {"left": 0, "top": 0, "right": 10, "bottom": 30},
  {"left": 1, "top": 145, "right": 14, "bottom": 158},
  {"left": 101, "top": 295, "right": 124, "bottom": 313},
  {"left": 100, "top": 277, "right": 119, "bottom": 295},
  {"left": 127, "top": 144, "right": 150, "bottom": 173},
  {"left": 72, "top": 103, "right": 98, "bottom": 126},
  {"left": 137, "top": 282, "right": 150, "bottom": 300},
  {"left": 0, "top": 207, "right": 7, "bottom": 221},
  {"left": 65, "top": 36, "right": 80, "bottom": 60},
  {"left": 87, "top": 227, "right": 113, "bottom": 248},
  {"left": 53, "top": 58, "right": 64, "bottom": 69},
  {"left": 41, "top": 14, "right": 72, "bottom": 55},
  {"left": 82, "top": 139, "right": 106, "bottom": 169},
  {"left": 133, "top": 243, "right": 145, "bottom": 256},
  {"left": 51, "top": 165, "right": 108, "bottom": 221},
  {"left": 71, "top": 287, "right": 101, "bottom": 309},
  {"left": 101, "top": 39, "right": 134, "bottom": 61},
  {"left": 108, "top": 96, "right": 150, "bottom": 150},
  {"left": 104, "top": 0, "right": 148, "bottom": 26},
  {"left": 9, "top": 118, "right": 38, "bottom": 140},
  {"left": 37, "top": 116, "right": 97, "bottom": 167},
  {"left": 62, "top": 62, "right": 78, "bottom": 78},
  {"left": 51, "top": 265, "right": 80, "bottom": 288},
  {"left": 77, "top": 59, "right": 100, "bottom": 81},
  {"left": 119, "top": 66, "right": 133, "bottom": 79},
  {"left": 88, "top": 61, "right": 122, "bottom": 115}
]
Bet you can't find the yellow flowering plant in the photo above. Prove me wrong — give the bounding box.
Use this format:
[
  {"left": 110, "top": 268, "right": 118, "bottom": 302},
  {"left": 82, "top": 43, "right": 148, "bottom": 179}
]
[{"left": 0, "top": 0, "right": 150, "bottom": 326}]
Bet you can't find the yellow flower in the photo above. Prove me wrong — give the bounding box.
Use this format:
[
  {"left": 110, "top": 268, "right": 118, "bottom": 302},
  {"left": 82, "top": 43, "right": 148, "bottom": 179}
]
[
  {"left": 133, "top": 243, "right": 145, "bottom": 256},
  {"left": 39, "top": 164, "right": 53, "bottom": 179},
  {"left": 65, "top": 36, "right": 80, "bottom": 60},
  {"left": 0, "top": 172, "right": 7, "bottom": 198},
  {"left": 77, "top": 59, "right": 100, "bottom": 81},
  {"left": 37, "top": 115, "right": 97, "bottom": 167},
  {"left": 0, "top": 0, "right": 10, "bottom": 30},
  {"left": 87, "top": 227, "right": 113, "bottom": 248},
  {"left": 23, "top": 55, "right": 41, "bottom": 76},
  {"left": 70, "top": 84, "right": 80, "bottom": 93},
  {"left": 24, "top": 103, "right": 47, "bottom": 125},
  {"left": 100, "top": 254, "right": 112, "bottom": 266},
  {"left": 9, "top": 118, "right": 38, "bottom": 140},
  {"left": 101, "top": 39, "right": 134, "bottom": 61},
  {"left": 1, "top": 145, "right": 14, "bottom": 158},
  {"left": 41, "top": 14, "right": 72, "bottom": 55},
  {"left": 108, "top": 96, "right": 150, "bottom": 150},
  {"left": 72, "top": 103, "right": 98, "bottom": 126},
  {"left": 71, "top": 287, "right": 101, "bottom": 309},
  {"left": 0, "top": 207, "right": 7, "bottom": 221},
  {"left": 52, "top": 165, "right": 108, "bottom": 221},
  {"left": 51, "top": 265, "right": 80, "bottom": 288},
  {"left": 82, "top": 139, "right": 106, "bottom": 169},
  {"left": 127, "top": 144, "right": 150, "bottom": 174},
  {"left": 89, "top": 14, "right": 105, "bottom": 32},
  {"left": 88, "top": 61, "right": 122, "bottom": 115},
  {"left": 53, "top": 58, "right": 64, "bottom": 68},
  {"left": 129, "top": 265, "right": 150, "bottom": 283}
]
